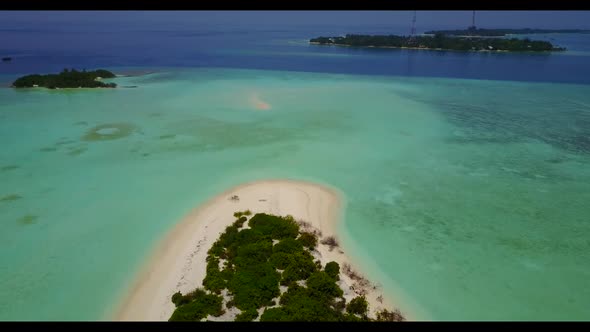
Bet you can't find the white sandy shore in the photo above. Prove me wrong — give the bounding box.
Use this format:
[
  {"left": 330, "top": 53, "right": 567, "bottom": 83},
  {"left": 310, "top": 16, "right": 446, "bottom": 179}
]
[{"left": 113, "top": 179, "right": 401, "bottom": 321}]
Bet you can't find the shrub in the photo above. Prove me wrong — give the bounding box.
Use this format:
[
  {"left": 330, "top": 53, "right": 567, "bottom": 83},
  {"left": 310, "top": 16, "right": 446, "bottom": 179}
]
[
  {"left": 220, "top": 264, "right": 234, "bottom": 281},
  {"left": 314, "top": 260, "right": 322, "bottom": 270},
  {"left": 297, "top": 232, "right": 318, "bottom": 250},
  {"left": 279, "top": 284, "right": 306, "bottom": 306},
  {"left": 320, "top": 236, "right": 339, "bottom": 251},
  {"left": 208, "top": 241, "right": 224, "bottom": 258},
  {"left": 269, "top": 252, "right": 293, "bottom": 270},
  {"left": 171, "top": 292, "right": 183, "bottom": 307},
  {"left": 217, "top": 225, "right": 240, "bottom": 249},
  {"left": 296, "top": 220, "right": 312, "bottom": 229},
  {"left": 203, "top": 258, "right": 226, "bottom": 294},
  {"left": 280, "top": 252, "right": 317, "bottom": 285},
  {"left": 343, "top": 313, "right": 366, "bottom": 321},
  {"left": 276, "top": 284, "right": 342, "bottom": 322},
  {"left": 260, "top": 307, "right": 289, "bottom": 321},
  {"left": 235, "top": 308, "right": 259, "bottom": 322},
  {"left": 231, "top": 228, "right": 269, "bottom": 251},
  {"left": 233, "top": 216, "right": 248, "bottom": 228},
  {"left": 333, "top": 298, "right": 346, "bottom": 312},
  {"left": 306, "top": 271, "right": 343, "bottom": 301},
  {"left": 248, "top": 213, "right": 299, "bottom": 240},
  {"left": 346, "top": 296, "right": 368, "bottom": 316},
  {"left": 169, "top": 292, "right": 223, "bottom": 321},
  {"left": 203, "top": 270, "right": 225, "bottom": 294},
  {"left": 342, "top": 263, "right": 363, "bottom": 281},
  {"left": 376, "top": 308, "right": 405, "bottom": 322},
  {"left": 172, "top": 288, "right": 207, "bottom": 306},
  {"left": 228, "top": 264, "right": 280, "bottom": 310},
  {"left": 324, "top": 261, "right": 340, "bottom": 281},
  {"left": 233, "top": 210, "right": 252, "bottom": 218},
  {"left": 273, "top": 238, "right": 303, "bottom": 255},
  {"left": 234, "top": 240, "right": 273, "bottom": 268}
]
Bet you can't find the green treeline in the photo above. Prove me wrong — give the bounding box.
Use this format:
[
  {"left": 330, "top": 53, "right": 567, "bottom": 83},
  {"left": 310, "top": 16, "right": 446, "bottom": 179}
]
[
  {"left": 309, "top": 34, "right": 565, "bottom": 52},
  {"left": 169, "top": 212, "right": 404, "bottom": 322},
  {"left": 12, "top": 69, "right": 117, "bottom": 89}
]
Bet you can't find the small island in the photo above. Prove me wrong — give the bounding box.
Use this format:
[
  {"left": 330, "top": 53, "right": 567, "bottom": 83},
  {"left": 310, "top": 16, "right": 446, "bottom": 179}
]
[
  {"left": 114, "top": 180, "right": 405, "bottom": 322},
  {"left": 310, "top": 34, "right": 566, "bottom": 52},
  {"left": 169, "top": 211, "right": 404, "bottom": 322},
  {"left": 424, "top": 27, "right": 590, "bottom": 37},
  {"left": 12, "top": 68, "right": 117, "bottom": 89}
]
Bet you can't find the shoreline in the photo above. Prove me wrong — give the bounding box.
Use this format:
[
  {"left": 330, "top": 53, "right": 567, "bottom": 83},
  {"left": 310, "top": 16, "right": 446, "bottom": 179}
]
[
  {"left": 112, "top": 179, "right": 408, "bottom": 321},
  {"left": 309, "top": 41, "right": 563, "bottom": 53}
]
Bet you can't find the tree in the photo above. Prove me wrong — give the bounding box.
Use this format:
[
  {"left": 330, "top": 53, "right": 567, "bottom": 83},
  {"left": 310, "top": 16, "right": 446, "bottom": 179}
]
[
  {"left": 297, "top": 232, "right": 318, "bottom": 250},
  {"left": 346, "top": 296, "right": 368, "bottom": 317},
  {"left": 324, "top": 261, "right": 340, "bottom": 281},
  {"left": 306, "top": 271, "right": 343, "bottom": 300}
]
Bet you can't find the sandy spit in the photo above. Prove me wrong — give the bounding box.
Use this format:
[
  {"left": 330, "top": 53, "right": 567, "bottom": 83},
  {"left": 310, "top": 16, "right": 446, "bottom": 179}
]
[{"left": 113, "top": 179, "right": 400, "bottom": 321}]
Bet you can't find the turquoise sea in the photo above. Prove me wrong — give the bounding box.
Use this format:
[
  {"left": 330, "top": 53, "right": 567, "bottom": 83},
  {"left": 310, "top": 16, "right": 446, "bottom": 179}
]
[{"left": 1, "top": 23, "right": 590, "bottom": 321}]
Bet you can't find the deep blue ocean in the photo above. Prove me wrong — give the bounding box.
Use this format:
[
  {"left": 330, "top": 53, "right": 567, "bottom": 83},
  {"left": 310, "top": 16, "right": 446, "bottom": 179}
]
[{"left": 2, "top": 22, "right": 590, "bottom": 84}]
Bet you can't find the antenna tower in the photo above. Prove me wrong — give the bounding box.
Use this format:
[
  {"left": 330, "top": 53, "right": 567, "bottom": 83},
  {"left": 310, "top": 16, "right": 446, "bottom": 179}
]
[{"left": 410, "top": 11, "right": 417, "bottom": 37}]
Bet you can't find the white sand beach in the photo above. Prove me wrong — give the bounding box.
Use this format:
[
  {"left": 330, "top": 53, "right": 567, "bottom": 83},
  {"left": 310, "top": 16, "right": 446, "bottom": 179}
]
[{"left": 113, "top": 179, "right": 400, "bottom": 321}]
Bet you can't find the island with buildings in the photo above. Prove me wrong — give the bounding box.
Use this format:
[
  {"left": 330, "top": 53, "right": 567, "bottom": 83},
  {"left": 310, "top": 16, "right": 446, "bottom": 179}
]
[{"left": 309, "top": 34, "right": 566, "bottom": 52}]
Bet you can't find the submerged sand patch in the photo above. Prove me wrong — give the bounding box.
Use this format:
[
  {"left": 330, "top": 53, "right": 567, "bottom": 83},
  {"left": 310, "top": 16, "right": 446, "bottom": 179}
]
[
  {"left": 17, "top": 214, "right": 38, "bottom": 225},
  {"left": 67, "top": 146, "right": 88, "bottom": 156},
  {"left": 55, "top": 139, "right": 76, "bottom": 146},
  {"left": 82, "top": 123, "right": 138, "bottom": 142},
  {"left": 249, "top": 93, "right": 272, "bottom": 110},
  {"left": 0, "top": 165, "right": 20, "bottom": 172},
  {"left": 0, "top": 194, "right": 22, "bottom": 202}
]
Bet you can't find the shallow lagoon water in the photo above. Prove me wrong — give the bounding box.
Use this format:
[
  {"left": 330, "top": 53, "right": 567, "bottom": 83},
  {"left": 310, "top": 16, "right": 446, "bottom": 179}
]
[{"left": 1, "top": 68, "right": 589, "bottom": 320}]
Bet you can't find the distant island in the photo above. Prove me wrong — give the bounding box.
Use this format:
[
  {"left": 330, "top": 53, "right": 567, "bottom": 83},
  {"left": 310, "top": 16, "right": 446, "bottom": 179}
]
[
  {"left": 424, "top": 27, "right": 590, "bottom": 37},
  {"left": 310, "top": 34, "right": 566, "bottom": 52},
  {"left": 12, "top": 69, "right": 117, "bottom": 89}
]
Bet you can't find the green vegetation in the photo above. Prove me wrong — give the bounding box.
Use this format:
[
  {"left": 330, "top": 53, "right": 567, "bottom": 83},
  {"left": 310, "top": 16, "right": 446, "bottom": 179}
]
[
  {"left": 235, "top": 308, "right": 259, "bottom": 322},
  {"left": 325, "top": 261, "right": 340, "bottom": 281},
  {"left": 12, "top": 68, "right": 117, "bottom": 89},
  {"left": 425, "top": 27, "right": 590, "bottom": 37},
  {"left": 169, "top": 288, "right": 224, "bottom": 321},
  {"left": 233, "top": 210, "right": 252, "bottom": 218},
  {"left": 169, "top": 212, "right": 404, "bottom": 321},
  {"left": 310, "top": 34, "right": 565, "bottom": 52},
  {"left": 375, "top": 308, "right": 405, "bottom": 322},
  {"left": 297, "top": 232, "right": 318, "bottom": 250},
  {"left": 347, "top": 296, "right": 369, "bottom": 317}
]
